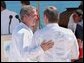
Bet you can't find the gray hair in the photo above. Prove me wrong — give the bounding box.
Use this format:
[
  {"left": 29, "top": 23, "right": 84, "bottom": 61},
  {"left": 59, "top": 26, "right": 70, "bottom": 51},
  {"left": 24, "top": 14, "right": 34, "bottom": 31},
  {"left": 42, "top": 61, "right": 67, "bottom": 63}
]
[{"left": 20, "top": 5, "right": 36, "bottom": 20}]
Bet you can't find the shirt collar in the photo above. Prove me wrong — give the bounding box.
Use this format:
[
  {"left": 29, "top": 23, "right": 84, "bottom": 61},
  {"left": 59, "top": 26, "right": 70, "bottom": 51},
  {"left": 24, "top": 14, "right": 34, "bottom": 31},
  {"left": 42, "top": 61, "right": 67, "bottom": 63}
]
[
  {"left": 46, "top": 23, "right": 59, "bottom": 28},
  {"left": 20, "top": 22, "right": 31, "bottom": 30}
]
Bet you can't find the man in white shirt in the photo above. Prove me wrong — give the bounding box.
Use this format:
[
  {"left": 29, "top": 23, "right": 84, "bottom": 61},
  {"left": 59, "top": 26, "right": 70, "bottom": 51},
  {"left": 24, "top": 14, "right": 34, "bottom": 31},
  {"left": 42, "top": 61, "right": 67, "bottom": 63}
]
[
  {"left": 9, "top": 5, "right": 54, "bottom": 62},
  {"left": 32, "top": 6, "right": 79, "bottom": 62},
  {"left": 68, "top": 9, "right": 83, "bottom": 33},
  {"left": 1, "top": 1, "right": 19, "bottom": 35}
]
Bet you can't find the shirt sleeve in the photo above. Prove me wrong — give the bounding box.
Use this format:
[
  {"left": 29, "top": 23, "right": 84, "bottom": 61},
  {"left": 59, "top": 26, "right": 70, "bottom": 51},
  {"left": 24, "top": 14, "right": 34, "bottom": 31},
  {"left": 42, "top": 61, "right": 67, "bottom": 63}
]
[
  {"left": 11, "top": 31, "right": 27, "bottom": 62},
  {"left": 70, "top": 32, "right": 79, "bottom": 59},
  {"left": 23, "top": 30, "right": 44, "bottom": 61}
]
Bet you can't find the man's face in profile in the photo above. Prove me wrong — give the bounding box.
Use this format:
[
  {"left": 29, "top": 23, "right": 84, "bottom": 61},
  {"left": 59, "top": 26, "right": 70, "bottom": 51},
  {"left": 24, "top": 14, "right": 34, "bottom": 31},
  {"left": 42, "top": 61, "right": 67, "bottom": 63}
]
[
  {"left": 74, "top": 13, "right": 82, "bottom": 23},
  {"left": 24, "top": 9, "right": 38, "bottom": 27}
]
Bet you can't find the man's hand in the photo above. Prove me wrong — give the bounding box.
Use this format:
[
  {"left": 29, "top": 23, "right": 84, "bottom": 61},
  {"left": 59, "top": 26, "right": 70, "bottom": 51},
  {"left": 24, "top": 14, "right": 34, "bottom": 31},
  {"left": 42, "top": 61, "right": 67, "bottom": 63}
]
[
  {"left": 40, "top": 40, "right": 54, "bottom": 51},
  {"left": 77, "top": 39, "right": 83, "bottom": 48}
]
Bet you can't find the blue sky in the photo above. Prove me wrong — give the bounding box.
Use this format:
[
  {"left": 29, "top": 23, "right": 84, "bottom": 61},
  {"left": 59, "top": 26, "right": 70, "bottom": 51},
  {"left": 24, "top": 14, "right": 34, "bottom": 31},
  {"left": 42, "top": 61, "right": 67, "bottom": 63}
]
[{"left": 5, "top": 1, "right": 81, "bottom": 13}]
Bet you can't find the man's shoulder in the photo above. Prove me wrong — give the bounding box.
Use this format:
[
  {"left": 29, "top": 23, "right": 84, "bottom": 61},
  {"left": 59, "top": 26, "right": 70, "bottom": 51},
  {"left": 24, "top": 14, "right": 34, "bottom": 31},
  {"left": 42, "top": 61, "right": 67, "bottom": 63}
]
[
  {"left": 12, "top": 24, "right": 29, "bottom": 35},
  {"left": 59, "top": 27, "right": 77, "bottom": 42},
  {"left": 10, "top": 11, "right": 17, "bottom": 15},
  {"left": 60, "top": 26, "right": 74, "bottom": 35},
  {"left": 5, "top": 9, "right": 17, "bottom": 16},
  {"left": 1, "top": 9, "right": 18, "bottom": 18}
]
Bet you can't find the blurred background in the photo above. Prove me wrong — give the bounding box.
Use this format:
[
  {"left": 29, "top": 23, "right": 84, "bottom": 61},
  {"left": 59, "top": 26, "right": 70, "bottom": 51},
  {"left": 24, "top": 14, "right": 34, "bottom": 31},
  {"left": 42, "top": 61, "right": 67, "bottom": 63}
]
[{"left": 5, "top": 1, "right": 81, "bottom": 28}]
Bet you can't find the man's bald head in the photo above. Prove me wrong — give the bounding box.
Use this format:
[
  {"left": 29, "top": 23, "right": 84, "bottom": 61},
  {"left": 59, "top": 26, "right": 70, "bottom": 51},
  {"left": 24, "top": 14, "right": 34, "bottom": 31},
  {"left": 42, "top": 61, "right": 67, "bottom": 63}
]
[{"left": 44, "top": 6, "right": 59, "bottom": 23}]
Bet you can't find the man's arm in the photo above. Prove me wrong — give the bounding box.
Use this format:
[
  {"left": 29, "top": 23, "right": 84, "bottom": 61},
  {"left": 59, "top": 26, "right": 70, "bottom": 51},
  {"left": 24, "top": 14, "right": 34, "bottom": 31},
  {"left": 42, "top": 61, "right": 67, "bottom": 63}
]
[
  {"left": 70, "top": 35, "right": 79, "bottom": 61},
  {"left": 23, "top": 31, "right": 54, "bottom": 61},
  {"left": 71, "top": 39, "right": 83, "bottom": 62},
  {"left": 24, "top": 40, "right": 54, "bottom": 60}
]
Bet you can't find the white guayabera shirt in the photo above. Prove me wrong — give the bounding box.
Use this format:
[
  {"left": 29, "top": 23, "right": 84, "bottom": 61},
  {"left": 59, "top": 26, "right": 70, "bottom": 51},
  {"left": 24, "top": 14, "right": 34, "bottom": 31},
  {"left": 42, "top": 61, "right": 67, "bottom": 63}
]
[
  {"left": 8, "top": 23, "right": 44, "bottom": 62},
  {"left": 33, "top": 23, "right": 79, "bottom": 62}
]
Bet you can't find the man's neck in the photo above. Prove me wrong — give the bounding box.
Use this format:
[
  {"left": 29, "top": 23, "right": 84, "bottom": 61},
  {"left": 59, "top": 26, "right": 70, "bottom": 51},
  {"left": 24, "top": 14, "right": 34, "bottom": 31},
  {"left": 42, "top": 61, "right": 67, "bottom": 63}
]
[{"left": 23, "top": 22, "right": 33, "bottom": 30}]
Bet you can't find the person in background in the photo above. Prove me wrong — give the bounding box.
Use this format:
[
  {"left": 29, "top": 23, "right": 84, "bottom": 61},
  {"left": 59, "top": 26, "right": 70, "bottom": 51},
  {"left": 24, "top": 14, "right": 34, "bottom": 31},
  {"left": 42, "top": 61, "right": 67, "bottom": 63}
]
[
  {"left": 32, "top": 6, "right": 79, "bottom": 62},
  {"left": 75, "top": 20, "right": 83, "bottom": 62},
  {"left": 68, "top": 8, "right": 83, "bottom": 62},
  {"left": 20, "top": 1, "right": 30, "bottom": 6},
  {"left": 78, "top": 1, "right": 83, "bottom": 11},
  {"left": 1, "top": 1, "right": 19, "bottom": 35},
  {"left": 68, "top": 9, "right": 83, "bottom": 33}
]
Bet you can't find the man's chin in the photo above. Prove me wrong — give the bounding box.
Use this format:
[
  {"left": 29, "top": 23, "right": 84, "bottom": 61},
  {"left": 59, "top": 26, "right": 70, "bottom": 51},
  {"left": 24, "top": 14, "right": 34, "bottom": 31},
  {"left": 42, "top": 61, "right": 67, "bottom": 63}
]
[{"left": 32, "top": 25, "right": 35, "bottom": 27}]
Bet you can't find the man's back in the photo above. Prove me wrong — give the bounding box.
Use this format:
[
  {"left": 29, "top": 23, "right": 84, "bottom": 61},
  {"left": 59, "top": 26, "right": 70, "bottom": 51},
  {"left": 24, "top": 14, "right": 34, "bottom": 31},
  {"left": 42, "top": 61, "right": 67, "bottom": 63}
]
[{"left": 33, "top": 23, "right": 79, "bottom": 62}]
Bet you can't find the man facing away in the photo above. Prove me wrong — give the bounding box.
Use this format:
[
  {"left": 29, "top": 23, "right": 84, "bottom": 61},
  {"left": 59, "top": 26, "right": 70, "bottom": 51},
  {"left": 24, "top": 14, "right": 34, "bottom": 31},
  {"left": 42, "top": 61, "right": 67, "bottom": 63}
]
[{"left": 32, "top": 6, "right": 79, "bottom": 62}]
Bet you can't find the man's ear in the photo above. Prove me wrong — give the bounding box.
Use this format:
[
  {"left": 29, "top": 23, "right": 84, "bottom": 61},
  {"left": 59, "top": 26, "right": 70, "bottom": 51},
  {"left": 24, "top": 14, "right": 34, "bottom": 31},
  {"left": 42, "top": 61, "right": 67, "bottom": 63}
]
[
  {"left": 22, "top": 15, "right": 27, "bottom": 21},
  {"left": 44, "top": 14, "right": 48, "bottom": 24},
  {"left": 44, "top": 14, "right": 46, "bottom": 20}
]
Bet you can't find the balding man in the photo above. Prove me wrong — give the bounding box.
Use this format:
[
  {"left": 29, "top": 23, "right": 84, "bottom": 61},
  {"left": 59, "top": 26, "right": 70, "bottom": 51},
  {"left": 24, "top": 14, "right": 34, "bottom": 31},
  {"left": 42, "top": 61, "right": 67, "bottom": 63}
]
[{"left": 32, "top": 6, "right": 79, "bottom": 62}]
